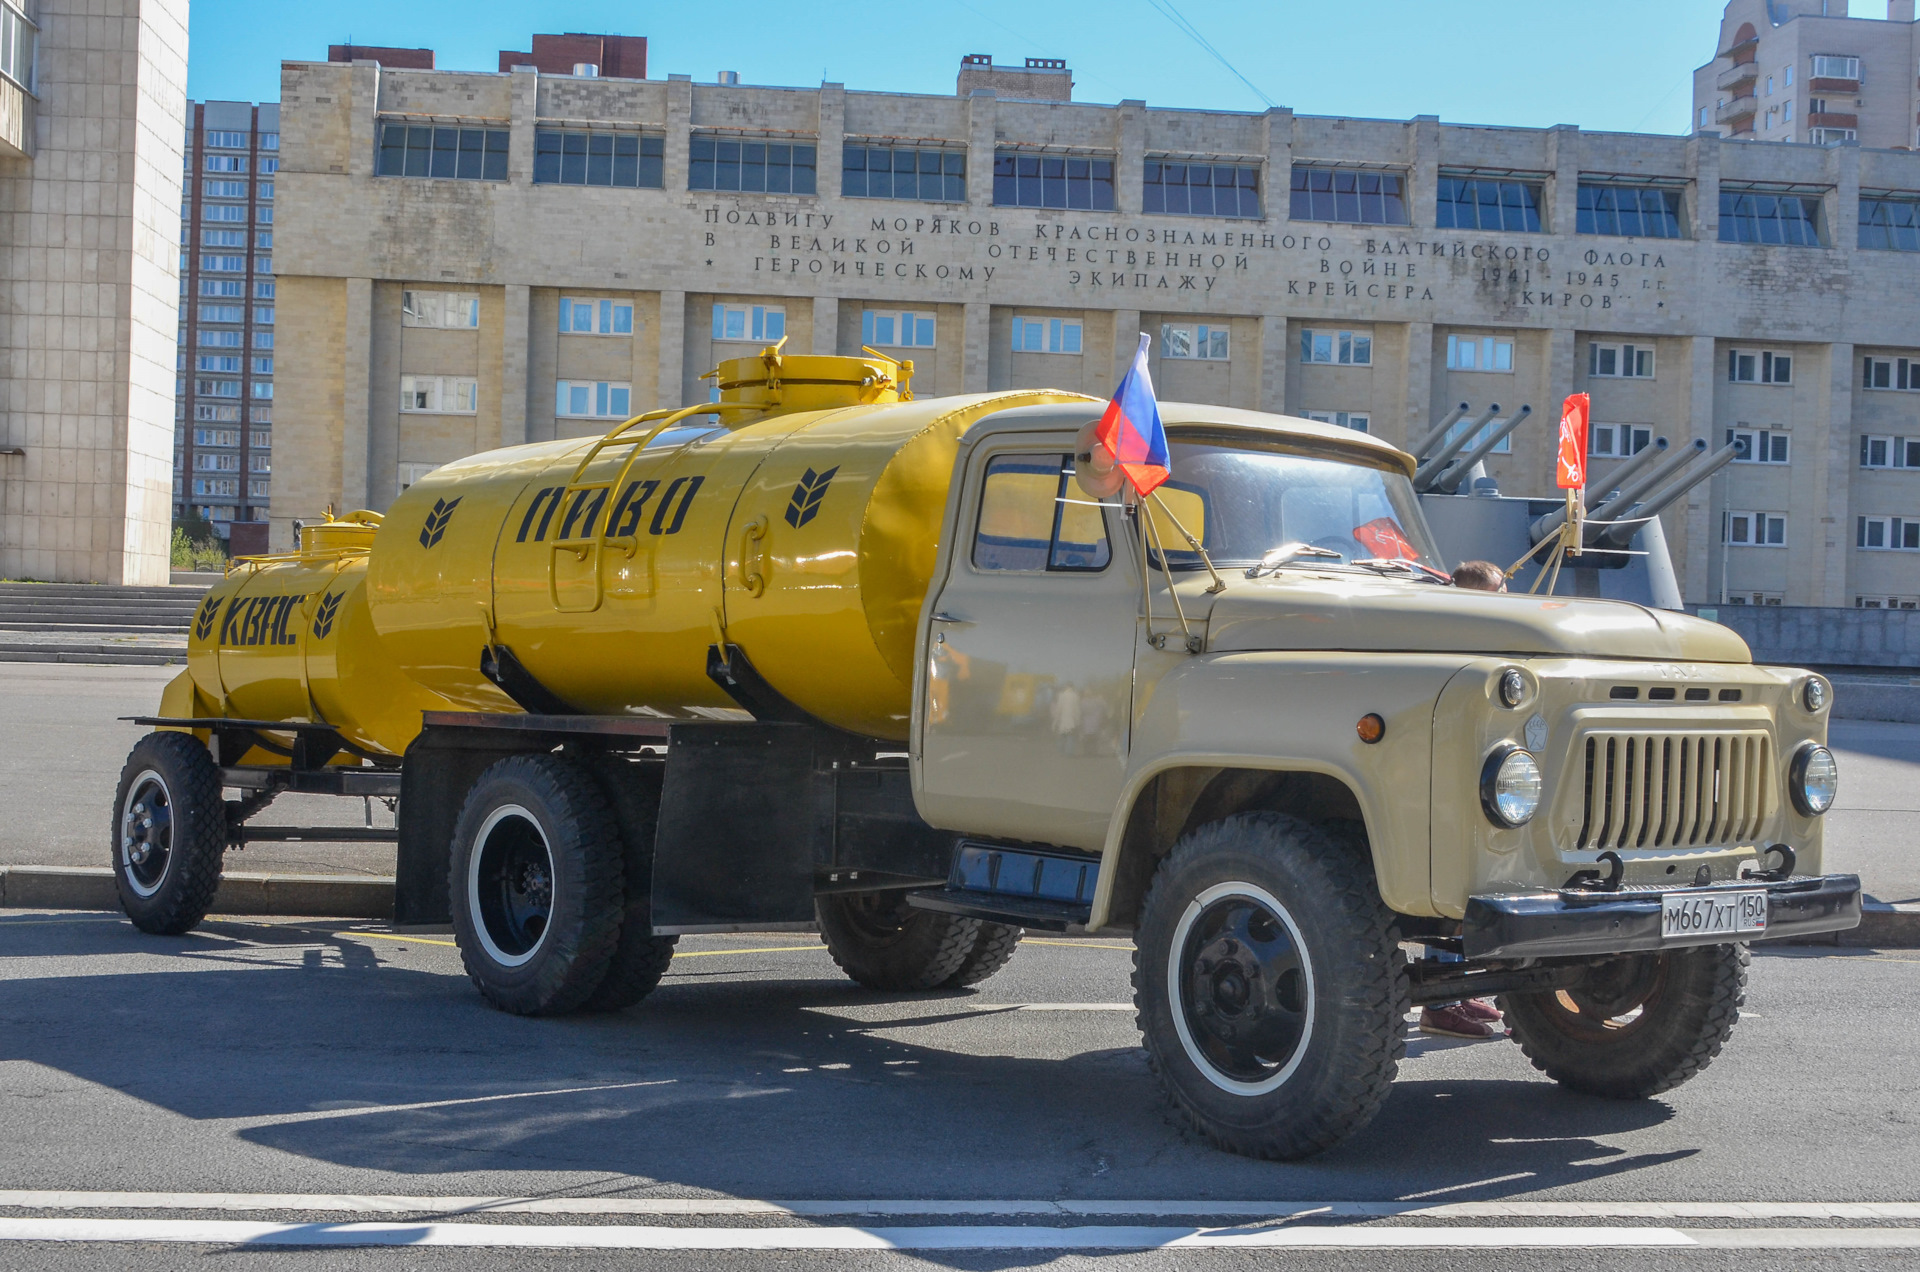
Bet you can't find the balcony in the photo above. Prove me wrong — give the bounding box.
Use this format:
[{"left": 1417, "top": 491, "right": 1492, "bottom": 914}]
[
  {"left": 1808, "top": 111, "right": 1859, "bottom": 129},
  {"left": 1717, "top": 95, "right": 1758, "bottom": 129},
  {"left": 1717, "top": 60, "right": 1759, "bottom": 94},
  {"left": 1809, "top": 77, "right": 1860, "bottom": 94}
]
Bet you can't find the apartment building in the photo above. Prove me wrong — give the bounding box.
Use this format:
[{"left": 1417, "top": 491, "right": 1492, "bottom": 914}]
[
  {"left": 1695, "top": 0, "right": 1920, "bottom": 149},
  {"left": 273, "top": 50, "right": 1920, "bottom": 608}
]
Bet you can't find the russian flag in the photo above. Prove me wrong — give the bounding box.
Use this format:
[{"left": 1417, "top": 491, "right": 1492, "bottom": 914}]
[{"left": 1095, "top": 333, "right": 1171, "bottom": 496}]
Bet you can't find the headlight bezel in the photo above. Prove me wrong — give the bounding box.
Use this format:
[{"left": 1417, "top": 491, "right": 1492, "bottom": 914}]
[
  {"left": 1480, "top": 743, "right": 1544, "bottom": 828},
  {"left": 1788, "top": 742, "right": 1838, "bottom": 817},
  {"left": 1802, "top": 676, "right": 1829, "bottom": 714},
  {"left": 1497, "top": 667, "right": 1528, "bottom": 709}
]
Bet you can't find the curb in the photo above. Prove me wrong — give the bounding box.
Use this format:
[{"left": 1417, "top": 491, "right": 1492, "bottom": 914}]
[{"left": 0, "top": 866, "right": 393, "bottom": 920}]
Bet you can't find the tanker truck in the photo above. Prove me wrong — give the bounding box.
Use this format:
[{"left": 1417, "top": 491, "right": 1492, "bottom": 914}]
[{"left": 113, "top": 346, "right": 1860, "bottom": 1160}]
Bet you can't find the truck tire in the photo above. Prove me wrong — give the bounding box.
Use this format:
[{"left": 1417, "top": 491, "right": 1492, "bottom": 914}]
[
  {"left": 1500, "top": 942, "right": 1748, "bottom": 1099},
  {"left": 1133, "top": 812, "right": 1406, "bottom": 1161},
  {"left": 943, "top": 922, "right": 1022, "bottom": 988},
  {"left": 578, "top": 755, "right": 678, "bottom": 1013},
  {"left": 111, "top": 732, "right": 227, "bottom": 936},
  {"left": 449, "top": 754, "right": 624, "bottom": 1016},
  {"left": 817, "top": 891, "right": 981, "bottom": 991}
]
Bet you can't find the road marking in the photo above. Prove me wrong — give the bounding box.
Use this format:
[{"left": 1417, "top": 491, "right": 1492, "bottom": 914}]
[
  {"left": 209, "top": 1080, "right": 675, "bottom": 1128},
  {"left": 673, "top": 946, "right": 821, "bottom": 958},
  {"left": 3, "top": 1193, "right": 1918, "bottom": 1221},
  {"left": 334, "top": 931, "right": 457, "bottom": 948},
  {"left": 1025, "top": 938, "right": 1132, "bottom": 950}
]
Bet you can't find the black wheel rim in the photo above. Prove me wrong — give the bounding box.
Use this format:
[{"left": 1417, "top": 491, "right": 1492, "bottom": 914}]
[
  {"left": 471, "top": 806, "right": 554, "bottom": 965},
  {"left": 1173, "top": 886, "right": 1313, "bottom": 1090},
  {"left": 835, "top": 891, "right": 917, "bottom": 946},
  {"left": 120, "top": 772, "right": 173, "bottom": 898}
]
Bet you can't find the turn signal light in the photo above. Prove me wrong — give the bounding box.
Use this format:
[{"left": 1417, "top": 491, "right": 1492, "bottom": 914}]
[{"left": 1357, "top": 713, "right": 1385, "bottom": 744}]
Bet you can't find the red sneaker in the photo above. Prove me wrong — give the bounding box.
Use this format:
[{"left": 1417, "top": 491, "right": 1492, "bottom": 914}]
[
  {"left": 1458, "top": 998, "right": 1502, "bottom": 1023},
  {"left": 1420, "top": 1004, "right": 1497, "bottom": 1039}
]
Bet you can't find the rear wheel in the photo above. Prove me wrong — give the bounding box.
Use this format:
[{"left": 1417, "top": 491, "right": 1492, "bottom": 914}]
[
  {"left": 943, "top": 921, "right": 1022, "bottom": 988},
  {"left": 111, "top": 732, "right": 226, "bottom": 935},
  {"left": 1500, "top": 943, "right": 1748, "bottom": 1098},
  {"left": 449, "top": 754, "right": 624, "bottom": 1016},
  {"left": 817, "top": 891, "right": 981, "bottom": 991},
  {"left": 578, "top": 755, "right": 678, "bottom": 1013}
]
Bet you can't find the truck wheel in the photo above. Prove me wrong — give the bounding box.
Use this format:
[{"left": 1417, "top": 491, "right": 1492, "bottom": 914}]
[
  {"left": 1500, "top": 943, "right": 1748, "bottom": 1099},
  {"left": 578, "top": 755, "right": 678, "bottom": 1013},
  {"left": 943, "top": 922, "right": 1022, "bottom": 988},
  {"left": 111, "top": 732, "right": 227, "bottom": 936},
  {"left": 1133, "top": 812, "right": 1406, "bottom": 1161},
  {"left": 449, "top": 755, "right": 624, "bottom": 1016},
  {"left": 817, "top": 891, "right": 981, "bottom": 991}
]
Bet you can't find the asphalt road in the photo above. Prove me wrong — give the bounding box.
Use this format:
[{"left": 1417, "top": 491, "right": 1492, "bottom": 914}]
[
  {"left": 3, "top": 663, "right": 1916, "bottom": 903},
  {"left": 0, "top": 909, "right": 1915, "bottom": 1268}
]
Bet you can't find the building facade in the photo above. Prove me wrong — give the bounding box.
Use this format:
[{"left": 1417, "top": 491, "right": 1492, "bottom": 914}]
[
  {"left": 0, "top": 0, "right": 186, "bottom": 584},
  {"left": 276, "top": 53, "right": 1920, "bottom": 608},
  {"left": 1694, "top": 0, "right": 1920, "bottom": 149},
  {"left": 174, "top": 100, "right": 279, "bottom": 545}
]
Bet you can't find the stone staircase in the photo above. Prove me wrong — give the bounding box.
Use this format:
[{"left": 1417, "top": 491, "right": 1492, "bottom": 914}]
[{"left": 0, "top": 581, "right": 206, "bottom": 666}]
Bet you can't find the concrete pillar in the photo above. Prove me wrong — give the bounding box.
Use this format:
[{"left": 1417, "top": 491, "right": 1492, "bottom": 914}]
[
  {"left": 1408, "top": 116, "right": 1440, "bottom": 230},
  {"left": 1115, "top": 101, "right": 1146, "bottom": 215},
  {"left": 1266, "top": 108, "right": 1295, "bottom": 225},
  {"left": 1816, "top": 341, "right": 1854, "bottom": 607},
  {"left": 1681, "top": 335, "right": 1719, "bottom": 604},
  {"left": 965, "top": 91, "right": 996, "bottom": 208},
  {"left": 340, "top": 277, "right": 374, "bottom": 511},
  {"left": 1399, "top": 321, "right": 1434, "bottom": 451},
  {"left": 963, "top": 302, "right": 991, "bottom": 393},
  {"left": 663, "top": 77, "right": 693, "bottom": 195},
  {"left": 1257, "top": 315, "right": 1288, "bottom": 414},
  {"left": 1547, "top": 124, "right": 1580, "bottom": 237},
  {"left": 1111, "top": 309, "right": 1143, "bottom": 391},
  {"left": 811, "top": 296, "right": 839, "bottom": 355},
  {"left": 1830, "top": 140, "right": 1861, "bottom": 252},
  {"left": 816, "top": 83, "right": 845, "bottom": 200},
  {"left": 507, "top": 69, "right": 538, "bottom": 184},
  {"left": 1689, "top": 131, "right": 1721, "bottom": 243},
  {"left": 500, "top": 284, "right": 530, "bottom": 447},
  {"left": 656, "top": 290, "right": 686, "bottom": 409}
]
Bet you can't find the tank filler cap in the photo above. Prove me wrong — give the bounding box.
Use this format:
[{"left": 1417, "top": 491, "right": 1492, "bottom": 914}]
[
  {"left": 707, "top": 347, "right": 914, "bottom": 414},
  {"left": 298, "top": 508, "right": 383, "bottom": 555}
]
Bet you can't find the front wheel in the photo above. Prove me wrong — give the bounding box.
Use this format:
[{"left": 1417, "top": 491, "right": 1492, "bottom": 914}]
[
  {"left": 111, "top": 732, "right": 226, "bottom": 935},
  {"left": 1133, "top": 812, "right": 1406, "bottom": 1161},
  {"left": 1500, "top": 943, "right": 1748, "bottom": 1099}
]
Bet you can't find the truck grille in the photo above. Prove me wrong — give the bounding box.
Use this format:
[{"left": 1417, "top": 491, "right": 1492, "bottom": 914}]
[{"left": 1574, "top": 731, "right": 1774, "bottom": 851}]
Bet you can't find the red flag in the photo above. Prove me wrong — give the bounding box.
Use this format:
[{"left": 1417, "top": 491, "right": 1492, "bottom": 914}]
[{"left": 1556, "top": 393, "right": 1590, "bottom": 490}]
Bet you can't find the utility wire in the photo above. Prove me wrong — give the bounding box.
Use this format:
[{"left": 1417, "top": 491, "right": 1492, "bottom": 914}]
[{"left": 1142, "top": 0, "right": 1277, "bottom": 109}]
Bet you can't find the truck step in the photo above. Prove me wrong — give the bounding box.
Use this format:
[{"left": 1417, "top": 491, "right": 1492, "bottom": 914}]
[{"left": 905, "top": 887, "right": 1092, "bottom": 932}]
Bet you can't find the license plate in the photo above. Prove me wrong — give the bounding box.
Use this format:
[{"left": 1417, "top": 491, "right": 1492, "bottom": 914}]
[{"left": 1661, "top": 890, "right": 1768, "bottom": 942}]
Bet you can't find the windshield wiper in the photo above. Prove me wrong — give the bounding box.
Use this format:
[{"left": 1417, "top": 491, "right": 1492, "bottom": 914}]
[
  {"left": 1348, "top": 557, "right": 1454, "bottom": 583},
  {"left": 1245, "top": 542, "right": 1344, "bottom": 578}
]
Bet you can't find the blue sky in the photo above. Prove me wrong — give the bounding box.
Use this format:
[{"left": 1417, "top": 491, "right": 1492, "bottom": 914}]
[{"left": 186, "top": 0, "right": 1892, "bottom": 136}]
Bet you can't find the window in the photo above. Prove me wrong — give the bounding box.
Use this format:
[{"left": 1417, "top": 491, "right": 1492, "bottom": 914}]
[
  {"left": 256, "top": 258, "right": 272, "bottom": 276},
  {"left": 1724, "top": 511, "right": 1787, "bottom": 546},
  {"left": 199, "top": 304, "right": 243, "bottom": 324},
  {"left": 193, "top": 428, "right": 239, "bottom": 446},
  {"left": 688, "top": 136, "right": 816, "bottom": 194},
  {"left": 402, "top": 290, "right": 480, "bottom": 329},
  {"left": 842, "top": 145, "right": 965, "bottom": 202},
  {"left": 534, "top": 130, "right": 666, "bottom": 188},
  {"left": 1719, "top": 189, "right": 1822, "bottom": 245},
  {"left": 254, "top": 306, "right": 275, "bottom": 324},
  {"left": 1445, "top": 413, "right": 1513, "bottom": 455},
  {"left": 1857, "top": 517, "right": 1920, "bottom": 551},
  {"left": 711, "top": 304, "right": 785, "bottom": 343},
  {"left": 559, "top": 297, "right": 635, "bottom": 336},
  {"left": 204, "top": 181, "right": 247, "bottom": 199},
  {"left": 193, "top": 453, "right": 239, "bottom": 471},
  {"left": 1289, "top": 166, "right": 1407, "bottom": 225},
  {"left": 1856, "top": 595, "right": 1920, "bottom": 608},
  {"left": 195, "top": 355, "right": 241, "bottom": 372},
  {"left": 205, "top": 155, "right": 246, "bottom": 173},
  {"left": 1011, "top": 316, "right": 1082, "bottom": 354},
  {"left": 202, "top": 229, "right": 245, "bottom": 248},
  {"left": 204, "top": 130, "right": 247, "bottom": 149},
  {"left": 992, "top": 151, "right": 1116, "bottom": 210},
  {"left": 1590, "top": 424, "right": 1652, "bottom": 458},
  {"left": 1860, "top": 435, "right": 1920, "bottom": 469},
  {"left": 1303, "top": 410, "right": 1370, "bottom": 433},
  {"left": 1162, "top": 323, "right": 1230, "bottom": 360},
  {"left": 1699, "top": 106, "right": 1710, "bottom": 129},
  {"left": 376, "top": 123, "right": 510, "bottom": 181},
  {"left": 1785, "top": 65, "right": 1794, "bottom": 86},
  {"left": 397, "top": 462, "right": 440, "bottom": 494},
  {"left": 192, "top": 409, "right": 239, "bottom": 426},
  {"left": 199, "top": 330, "right": 241, "bottom": 348},
  {"left": 257, "top": 208, "right": 273, "bottom": 224},
  {"left": 1447, "top": 334, "right": 1514, "bottom": 372},
  {"left": 1810, "top": 55, "right": 1860, "bottom": 81},
  {"left": 1577, "top": 183, "right": 1684, "bottom": 238},
  {"left": 972, "top": 454, "right": 1111, "bottom": 572},
  {"left": 1765, "top": 75, "right": 1773, "bottom": 97},
  {"left": 202, "top": 204, "right": 247, "bottom": 223},
  {"left": 1300, "top": 328, "right": 1371, "bottom": 366},
  {"left": 249, "top": 406, "right": 273, "bottom": 423},
  {"left": 0, "top": 1, "right": 33, "bottom": 91},
  {"left": 250, "top": 430, "right": 271, "bottom": 449},
  {"left": 255, "top": 231, "right": 272, "bottom": 249},
  {"left": 248, "top": 479, "right": 271, "bottom": 500},
  {"left": 1783, "top": 100, "right": 1793, "bottom": 123},
  {"left": 1864, "top": 356, "right": 1920, "bottom": 390},
  {"left": 254, "top": 281, "right": 275, "bottom": 299},
  {"left": 252, "top": 357, "right": 273, "bottom": 374},
  {"left": 1728, "top": 349, "right": 1792, "bottom": 384},
  {"left": 192, "top": 478, "right": 238, "bottom": 498},
  {"left": 200, "top": 254, "right": 245, "bottom": 272},
  {"left": 1142, "top": 160, "right": 1261, "bottom": 218},
  {"left": 1433, "top": 176, "right": 1543, "bottom": 232},
  {"left": 401, "top": 375, "right": 480, "bottom": 414},
  {"left": 259, "top": 133, "right": 279, "bottom": 151},
  {"left": 555, "top": 380, "right": 632, "bottom": 419},
  {"left": 260, "top": 158, "right": 279, "bottom": 175},
  {"left": 1809, "top": 128, "right": 1856, "bottom": 145},
  {"left": 1860, "top": 197, "right": 1920, "bottom": 252},
  {"left": 253, "top": 332, "right": 274, "bottom": 350},
  {"left": 1727, "top": 426, "right": 1790, "bottom": 464},
  {"left": 1589, "top": 342, "right": 1655, "bottom": 378},
  {"left": 195, "top": 379, "right": 241, "bottom": 398},
  {"left": 863, "top": 310, "right": 936, "bottom": 348}
]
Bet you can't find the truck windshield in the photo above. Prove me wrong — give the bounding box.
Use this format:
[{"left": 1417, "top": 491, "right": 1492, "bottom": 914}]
[{"left": 1144, "top": 441, "right": 1445, "bottom": 574}]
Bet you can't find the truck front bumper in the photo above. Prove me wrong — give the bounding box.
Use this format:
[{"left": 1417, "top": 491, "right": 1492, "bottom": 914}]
[{"left": 1462, "top": 873, "right": 1861, "bottom": 960}]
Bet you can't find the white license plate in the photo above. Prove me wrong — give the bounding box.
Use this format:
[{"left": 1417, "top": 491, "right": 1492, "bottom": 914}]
[{"left": 1661, "top": 890, "right": 1768, "bottom": 942}]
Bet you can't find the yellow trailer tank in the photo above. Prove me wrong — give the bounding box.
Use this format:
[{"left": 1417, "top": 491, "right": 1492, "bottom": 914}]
[{"left": 172, "top": 350, "right": 1094, "bottom": 754}]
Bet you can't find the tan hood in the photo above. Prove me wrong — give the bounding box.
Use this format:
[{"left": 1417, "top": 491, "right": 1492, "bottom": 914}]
[{"left": 1203, "top": 575, "right": 1753, "bottom": 663}]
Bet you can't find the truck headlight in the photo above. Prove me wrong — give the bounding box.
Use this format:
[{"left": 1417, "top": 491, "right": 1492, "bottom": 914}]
[
  {"left": 1789, "top": 743, "right": 1838, "bottom": 816},
  {"left": 1480, "top": 745, "right": 1543, "bottom": 828}
]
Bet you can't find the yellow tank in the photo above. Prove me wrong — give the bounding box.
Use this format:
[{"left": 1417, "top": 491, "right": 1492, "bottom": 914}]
[{"left": 171, "top": 349, "right": 1096, "bottom": 754}]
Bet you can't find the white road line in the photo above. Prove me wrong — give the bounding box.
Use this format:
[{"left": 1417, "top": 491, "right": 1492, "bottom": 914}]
[
  {"left": 2, "top": 1193, "right": 1918, "bottom": 1221},
  {"left": 0, "top": 1219, "right": 1706, "bottom": 1250},
  {"left": 209, "top": 1080, "right": 676, "bottom": 1128}
]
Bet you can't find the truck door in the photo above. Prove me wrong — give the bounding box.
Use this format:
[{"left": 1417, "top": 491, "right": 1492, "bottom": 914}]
[{"left": 915, "top": 442, "right": 1138, "bottom": 851}]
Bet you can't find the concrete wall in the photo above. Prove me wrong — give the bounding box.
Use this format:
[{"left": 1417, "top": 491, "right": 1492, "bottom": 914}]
[{"left": 1693, "top": 603, "right": 1920, "bottom": 670}]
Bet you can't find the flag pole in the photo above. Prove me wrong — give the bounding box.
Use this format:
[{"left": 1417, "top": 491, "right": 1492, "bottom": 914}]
[
  {"left": 1145, "top": 490, "right": 1226, "bottom": 594},
  {"left": 1139, "top": 494, "right": 1198, "bottom": 652}
]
